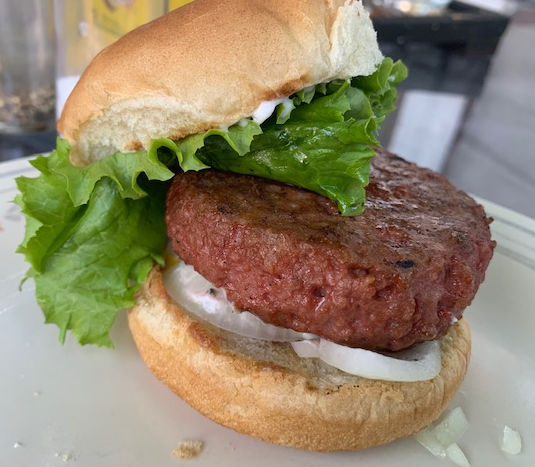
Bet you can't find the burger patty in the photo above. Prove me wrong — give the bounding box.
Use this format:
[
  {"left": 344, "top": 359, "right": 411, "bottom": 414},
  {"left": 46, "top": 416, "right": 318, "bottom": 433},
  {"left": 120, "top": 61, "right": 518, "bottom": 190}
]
[{"left": 165, "top": 150, "right": 495, "bottom": 351}]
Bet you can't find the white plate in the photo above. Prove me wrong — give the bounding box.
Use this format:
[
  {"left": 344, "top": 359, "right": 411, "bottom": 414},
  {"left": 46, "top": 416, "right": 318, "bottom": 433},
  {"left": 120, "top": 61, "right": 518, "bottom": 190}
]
[{"left": 1, "top": 157, "right": 533, "bottom": 467}]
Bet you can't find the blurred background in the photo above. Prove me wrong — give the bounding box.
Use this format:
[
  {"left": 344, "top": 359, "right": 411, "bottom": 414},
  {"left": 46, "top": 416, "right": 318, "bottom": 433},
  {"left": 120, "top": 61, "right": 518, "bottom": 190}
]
[{"left": 0, "top": 0, "right": 534, "bottom": 218}]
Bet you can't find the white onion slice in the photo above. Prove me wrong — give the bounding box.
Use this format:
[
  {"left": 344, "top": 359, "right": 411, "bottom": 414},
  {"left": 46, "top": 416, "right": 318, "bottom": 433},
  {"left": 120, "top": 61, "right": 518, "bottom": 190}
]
[
  {"left": 432, "top": 406, "right": 469, "bottom": 447},
  {"left": 501, "top": 425, "right": 522, "bottom": 455},
  {"left": 291, "top": 339, "right": 321, "bottom": 358},
  {"left": 163, "top": 258, "right": 441, "bottom": 382},
  {"left": 300, "top": 339, "right": 441, "bottom": 382},
  {"left": 162, "top": 261, "right": 315, "bottom": 342},
  {"left": 414, "top": 429, "right": 447, "bottom": 459},
  {"left": 446, "top": 443, "right": 471, "bottom": 467},
  {"left": 292, "top": 337, "right": 440, "bottom": 381},
  {"left": 319, "top": 339, "right": 441, "bottom": 382},
  {"left": 415, "top": 407, "right": 470, "bottom": 465}
]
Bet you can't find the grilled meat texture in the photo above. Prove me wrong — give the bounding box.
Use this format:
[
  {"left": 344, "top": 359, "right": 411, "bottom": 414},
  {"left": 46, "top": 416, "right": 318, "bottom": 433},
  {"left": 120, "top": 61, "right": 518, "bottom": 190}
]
[{"left": 166, "top": 150, "right": 495, "bottom": 351}]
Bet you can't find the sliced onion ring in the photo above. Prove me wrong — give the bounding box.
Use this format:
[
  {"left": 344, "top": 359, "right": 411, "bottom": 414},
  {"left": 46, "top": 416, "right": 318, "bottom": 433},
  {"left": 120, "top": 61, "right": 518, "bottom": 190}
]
[
  {"left": 162, "top": 261, "right": 315, "bottom": 342},
  {"left": 292, "top": 339, "right": 441, "bottom": 382},
  {"left": 163, "top": 257, "right": 442, "bottom": 381}
]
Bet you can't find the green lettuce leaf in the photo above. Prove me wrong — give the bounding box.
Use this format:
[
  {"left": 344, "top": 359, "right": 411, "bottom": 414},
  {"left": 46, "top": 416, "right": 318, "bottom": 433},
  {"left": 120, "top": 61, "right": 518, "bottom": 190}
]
[
  {"left": 197, "top": 79, "right": 383, "bottom": 215},
  {"left": 16, "top": 144, "right": 170, "bottom": 346},
  {"left": 197, "top": 121, "right": 376, "bottom": 215},
  {"left": 16, "top": 58, "right": 406, "bottom": 346},
  {"left": 352, "top": 57, "right": 408, "bottom": 123}
]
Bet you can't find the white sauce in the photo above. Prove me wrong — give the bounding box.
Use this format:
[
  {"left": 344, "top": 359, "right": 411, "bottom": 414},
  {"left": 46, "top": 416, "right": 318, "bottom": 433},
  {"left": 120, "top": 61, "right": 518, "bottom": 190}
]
[
  {"left": 218, "top": 96, "right": 293, "bottom": 131},
  {"left": 250, "top": 97, "right": 294, "bottom": 125}
]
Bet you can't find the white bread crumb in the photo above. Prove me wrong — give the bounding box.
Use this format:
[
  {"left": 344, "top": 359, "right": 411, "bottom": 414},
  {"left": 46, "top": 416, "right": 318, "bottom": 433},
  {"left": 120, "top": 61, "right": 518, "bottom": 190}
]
[{"left": 172, "top": 439, "right": 204, "bottom": 459}]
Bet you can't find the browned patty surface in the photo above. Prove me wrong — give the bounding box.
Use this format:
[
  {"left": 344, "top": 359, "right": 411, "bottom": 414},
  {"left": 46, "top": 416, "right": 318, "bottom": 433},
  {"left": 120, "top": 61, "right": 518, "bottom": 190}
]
[{"left": 165, "top": 150, "right": 495, "bottom": 351}]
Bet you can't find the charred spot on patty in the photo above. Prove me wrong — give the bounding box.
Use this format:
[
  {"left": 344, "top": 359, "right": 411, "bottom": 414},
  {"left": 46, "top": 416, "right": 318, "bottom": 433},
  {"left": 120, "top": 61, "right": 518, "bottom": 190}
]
[
  {"left": 397, "top": 259, "right": 415, "bottom": 269},
  {"left": 216, "top": 204, "right": 232, "bottom": 215}
]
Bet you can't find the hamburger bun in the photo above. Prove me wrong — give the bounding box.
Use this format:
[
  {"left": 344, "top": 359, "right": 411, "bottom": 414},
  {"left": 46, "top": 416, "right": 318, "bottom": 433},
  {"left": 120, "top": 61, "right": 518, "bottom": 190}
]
[
  {"left": 128, "top": 267, "right": 472, "bottom": 452},
  {"left": 58, "top": 0, "right": 383, "bottom": 164},
  {"left": 49, "top": 0, "right": 480, "bottom": 453}
]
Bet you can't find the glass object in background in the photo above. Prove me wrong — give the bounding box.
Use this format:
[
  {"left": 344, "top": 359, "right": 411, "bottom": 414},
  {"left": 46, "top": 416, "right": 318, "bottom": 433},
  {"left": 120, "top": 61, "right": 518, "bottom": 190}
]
[
  {"left": 54, "top": 0, "right": 194, "bottom": 120},
  {"left": 0, "top": 0, "right": 56, "bottom": 134}
]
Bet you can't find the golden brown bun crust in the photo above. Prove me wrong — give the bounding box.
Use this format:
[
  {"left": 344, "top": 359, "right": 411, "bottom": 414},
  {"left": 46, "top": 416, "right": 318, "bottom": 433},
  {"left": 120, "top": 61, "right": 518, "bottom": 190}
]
[
  {"left": 128, "top": 268, "right": 472, "bottom": 452},
  {"left": 58, "top": 0, "right": 382, "bottom": 164}
]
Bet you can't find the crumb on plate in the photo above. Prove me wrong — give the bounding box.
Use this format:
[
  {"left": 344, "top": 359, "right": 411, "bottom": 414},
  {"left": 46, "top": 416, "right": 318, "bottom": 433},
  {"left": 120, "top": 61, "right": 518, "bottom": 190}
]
[{"left": 172, "top": 439, "right": 204, "bottom": 459}]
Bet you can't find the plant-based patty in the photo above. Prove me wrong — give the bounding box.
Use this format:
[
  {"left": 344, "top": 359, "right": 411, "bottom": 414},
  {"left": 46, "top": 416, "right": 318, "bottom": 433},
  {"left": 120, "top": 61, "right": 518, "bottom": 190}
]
[{"left": 166, "top": 150, "right": 495, "bottom": 351}]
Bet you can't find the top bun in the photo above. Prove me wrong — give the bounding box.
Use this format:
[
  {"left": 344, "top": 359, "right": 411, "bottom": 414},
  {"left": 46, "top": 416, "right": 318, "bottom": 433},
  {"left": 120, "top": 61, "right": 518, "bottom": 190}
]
[{"left": 58, "top": 0, "right": 383, "bottom": 165}]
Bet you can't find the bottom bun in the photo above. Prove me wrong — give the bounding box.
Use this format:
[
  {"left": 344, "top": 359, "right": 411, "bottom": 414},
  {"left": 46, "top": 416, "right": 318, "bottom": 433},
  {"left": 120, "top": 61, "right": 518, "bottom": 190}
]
[{"left": 128, "top": 268, "right": 471, "bottom": 452}]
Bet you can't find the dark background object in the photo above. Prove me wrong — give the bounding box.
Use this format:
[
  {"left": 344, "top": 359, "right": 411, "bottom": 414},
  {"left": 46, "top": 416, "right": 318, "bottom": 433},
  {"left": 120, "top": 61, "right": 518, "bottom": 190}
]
[{"left": 372, "top": 1, "right": 510, "bottom": 96}]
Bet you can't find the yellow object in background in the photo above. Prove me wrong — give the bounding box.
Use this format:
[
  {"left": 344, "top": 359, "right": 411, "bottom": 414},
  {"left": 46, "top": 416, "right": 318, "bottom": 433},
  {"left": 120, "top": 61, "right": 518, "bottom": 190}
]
[
  {"left": 89, "top": 0, "right": 165, "bottom": 44},
  {"left": 55, "top": 0, "right": 194, "bottom": 119},
  {"left": 59, "top": 0, "right": 163, "bottom": 76},
  {"left": 166, "top": 0, "right": 194, "bottom": 10}
]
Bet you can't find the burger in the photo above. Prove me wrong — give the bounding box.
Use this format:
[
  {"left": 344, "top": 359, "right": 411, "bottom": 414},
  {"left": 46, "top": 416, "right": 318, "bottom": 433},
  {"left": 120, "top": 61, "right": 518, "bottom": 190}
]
[{"left": 15, "top": 0, "right": 495, "bottom": 452}]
